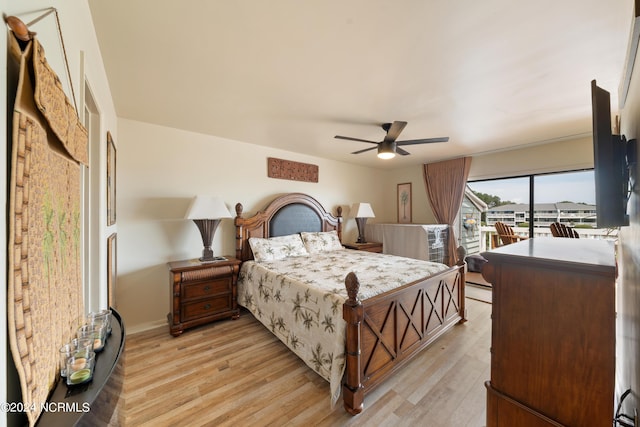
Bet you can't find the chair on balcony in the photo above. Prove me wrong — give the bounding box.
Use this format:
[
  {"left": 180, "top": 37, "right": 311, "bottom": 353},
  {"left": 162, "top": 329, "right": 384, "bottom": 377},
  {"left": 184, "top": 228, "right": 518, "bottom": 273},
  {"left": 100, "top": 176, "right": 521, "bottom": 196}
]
[
  {"left": 494, "top": 221, "right": 528, "bottom": 246},
  {"left": 550, "top": 222, "right": 580, "bottom": 238}
]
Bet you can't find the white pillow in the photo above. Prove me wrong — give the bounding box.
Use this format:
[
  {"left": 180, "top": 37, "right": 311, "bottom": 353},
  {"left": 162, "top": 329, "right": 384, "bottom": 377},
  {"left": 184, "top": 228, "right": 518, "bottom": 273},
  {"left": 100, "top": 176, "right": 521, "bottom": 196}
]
[
  {"left": 300, "top": 230, "right": 344, "bottom": 254},
  {"left": 249, "top": 234, "right": 309, "bottom": 262}
]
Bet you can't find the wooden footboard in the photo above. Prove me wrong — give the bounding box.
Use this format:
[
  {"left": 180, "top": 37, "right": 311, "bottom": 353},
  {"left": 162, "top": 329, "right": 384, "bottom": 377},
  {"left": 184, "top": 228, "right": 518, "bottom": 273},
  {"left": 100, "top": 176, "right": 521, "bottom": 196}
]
[{"left": 342, "top": 247, "right": 467, "bottom": 415}]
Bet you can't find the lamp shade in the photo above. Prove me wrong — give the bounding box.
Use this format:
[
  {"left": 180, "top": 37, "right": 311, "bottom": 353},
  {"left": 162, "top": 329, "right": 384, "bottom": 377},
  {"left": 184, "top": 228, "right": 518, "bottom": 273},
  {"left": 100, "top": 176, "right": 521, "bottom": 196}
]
[
  {"left": 351, "top": 202, "right": 375, "bottom": 218},
  {"left": 184, "top": 196, "right": 232, "bottom": 220}
]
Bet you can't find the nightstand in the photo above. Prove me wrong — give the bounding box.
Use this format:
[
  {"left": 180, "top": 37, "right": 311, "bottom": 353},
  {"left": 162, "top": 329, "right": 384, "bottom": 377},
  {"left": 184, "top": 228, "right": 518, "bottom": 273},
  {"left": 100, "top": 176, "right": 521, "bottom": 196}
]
[
  {"left": 167, "top": 257, "right": 241, "bottom": 336},
  {"left": 343, "top": 242, "right": 383, "bottom": 253}
]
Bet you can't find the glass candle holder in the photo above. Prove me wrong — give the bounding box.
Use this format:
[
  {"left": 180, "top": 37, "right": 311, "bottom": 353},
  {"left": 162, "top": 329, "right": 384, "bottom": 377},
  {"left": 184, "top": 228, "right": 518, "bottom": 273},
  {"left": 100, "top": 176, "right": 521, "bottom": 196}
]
[
  {"left": 87, "top": 309, "right": 112, "bottom": 335},
  {"left": 86, "top": 317, "right": 110, "bottom": 340},
  {"left": 66, "top": 351, "right": 95, "bottom": 386},
  {"left": 77, "top": 324, "right": 107, "bottom": 352},
  {"left": 58, "top": 343, "right": 75, "bottom": 377},
  {"left": 71, "top": 337, "right": 94, "bottom": 357}
]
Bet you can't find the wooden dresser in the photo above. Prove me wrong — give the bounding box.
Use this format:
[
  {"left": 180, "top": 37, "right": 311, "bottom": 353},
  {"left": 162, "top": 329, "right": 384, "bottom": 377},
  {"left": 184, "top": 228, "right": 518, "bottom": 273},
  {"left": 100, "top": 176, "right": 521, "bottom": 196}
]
[
  {"left": 168, "top": 257, "right": 241, "bottom": 336},
  {"left": 481, "top": 238, "right": 616, "bottom": 427}
]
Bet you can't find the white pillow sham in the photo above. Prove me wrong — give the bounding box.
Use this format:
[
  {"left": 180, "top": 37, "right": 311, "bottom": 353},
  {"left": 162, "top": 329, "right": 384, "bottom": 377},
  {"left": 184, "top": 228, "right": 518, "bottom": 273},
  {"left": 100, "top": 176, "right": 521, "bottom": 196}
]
[
  {"left": 249, "top": 234, "right": 309, "bottom": 262},
  {"left": 300, "top": 230, "right": 344, "bottom": 254}
]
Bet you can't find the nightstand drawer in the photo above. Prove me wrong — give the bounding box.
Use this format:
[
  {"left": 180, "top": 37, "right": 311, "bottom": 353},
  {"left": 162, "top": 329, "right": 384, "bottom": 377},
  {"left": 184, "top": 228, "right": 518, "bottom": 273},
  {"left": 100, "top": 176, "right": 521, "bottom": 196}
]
[
  {"left": 182, "top": 277, "right": 231, "bottom": 300},
  {"left": 180, "top": 265, "right": 235, "bottom": 283},
  {"left": 182, "top": 295, "right": 232, "bottom": 322}
]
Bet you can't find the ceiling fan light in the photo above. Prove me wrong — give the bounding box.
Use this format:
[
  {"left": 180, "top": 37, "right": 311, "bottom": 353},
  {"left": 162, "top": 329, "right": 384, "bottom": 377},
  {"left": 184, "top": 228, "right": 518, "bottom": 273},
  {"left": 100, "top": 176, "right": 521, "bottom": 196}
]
[
  {"left": 377, "top": 141, "right": 396, "bottom": 159},
  {"left": 377, "top": 151, "right": 396, "bottom": 159}
]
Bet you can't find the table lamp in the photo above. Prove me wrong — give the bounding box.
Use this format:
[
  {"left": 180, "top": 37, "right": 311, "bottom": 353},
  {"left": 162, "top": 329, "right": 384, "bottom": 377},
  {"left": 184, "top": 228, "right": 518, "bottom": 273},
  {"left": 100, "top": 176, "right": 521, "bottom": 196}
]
[
  {"left": 352, "top": 202, "right": 375, "bottom": 243},
  {"left": 185, "top": 196, "right": 232, "bottom": 262}
]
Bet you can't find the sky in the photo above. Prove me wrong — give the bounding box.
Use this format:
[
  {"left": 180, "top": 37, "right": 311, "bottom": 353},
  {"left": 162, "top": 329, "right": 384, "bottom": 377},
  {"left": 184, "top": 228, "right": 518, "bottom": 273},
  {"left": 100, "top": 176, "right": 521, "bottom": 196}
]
[{"left": 468, "top": 170, "right": 596, "bottom": 205}]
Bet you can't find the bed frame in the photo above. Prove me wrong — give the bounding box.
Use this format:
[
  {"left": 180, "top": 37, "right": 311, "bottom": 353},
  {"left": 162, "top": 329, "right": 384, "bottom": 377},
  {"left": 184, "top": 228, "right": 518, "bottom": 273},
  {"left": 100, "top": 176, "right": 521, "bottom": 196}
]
[{"left": 234, "top": 193, "right": 467, "bottom": 415}]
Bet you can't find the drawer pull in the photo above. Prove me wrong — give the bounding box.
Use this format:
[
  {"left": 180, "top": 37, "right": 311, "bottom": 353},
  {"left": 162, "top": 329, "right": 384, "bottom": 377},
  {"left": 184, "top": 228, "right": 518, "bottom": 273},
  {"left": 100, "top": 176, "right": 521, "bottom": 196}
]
[
  {"left": 204, "top": 285, "right": 211, "bottom": 292},
  {"left": 204, "top": 303, "right": 212, "bottom": 310}
]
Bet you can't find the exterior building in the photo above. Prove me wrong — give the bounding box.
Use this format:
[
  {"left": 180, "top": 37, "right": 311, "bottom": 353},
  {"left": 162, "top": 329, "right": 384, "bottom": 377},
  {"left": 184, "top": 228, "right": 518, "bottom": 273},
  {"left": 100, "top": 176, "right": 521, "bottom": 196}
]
[{"left": 486, "top": 202, "right": 597, "bottom": 228}]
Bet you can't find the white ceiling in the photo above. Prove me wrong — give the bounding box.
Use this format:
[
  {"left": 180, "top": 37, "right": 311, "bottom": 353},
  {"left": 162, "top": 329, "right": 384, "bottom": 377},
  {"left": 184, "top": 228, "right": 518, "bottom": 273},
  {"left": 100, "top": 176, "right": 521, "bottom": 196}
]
[{"left": 88, "top": 0, "right": 635, "bottom": 169}]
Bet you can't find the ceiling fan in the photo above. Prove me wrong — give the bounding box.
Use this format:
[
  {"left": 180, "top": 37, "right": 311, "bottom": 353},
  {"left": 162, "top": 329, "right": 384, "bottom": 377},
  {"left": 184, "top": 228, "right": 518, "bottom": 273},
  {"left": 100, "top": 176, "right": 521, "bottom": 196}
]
[{"left": 335, "top": 121, "right": 449, "bottom": 159}]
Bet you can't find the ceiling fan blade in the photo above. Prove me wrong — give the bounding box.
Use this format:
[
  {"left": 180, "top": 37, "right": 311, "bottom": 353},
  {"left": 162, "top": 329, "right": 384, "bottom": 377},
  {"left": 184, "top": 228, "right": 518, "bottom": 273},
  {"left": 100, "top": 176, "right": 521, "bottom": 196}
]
[
  {"left": 396, "top": 137, "right": 449, "bottom": 146},
  {"left": 335, "top": 135, "right": 379, "bottom": 144},
  {"left": 383, "top": 121, "right": 408, "bottom": 142},
  {"left": 396, "top": 147, "right": 410, "bottom": 156},
  {"left": 351, "top": 146, "right": 378, "bottom": 155}
]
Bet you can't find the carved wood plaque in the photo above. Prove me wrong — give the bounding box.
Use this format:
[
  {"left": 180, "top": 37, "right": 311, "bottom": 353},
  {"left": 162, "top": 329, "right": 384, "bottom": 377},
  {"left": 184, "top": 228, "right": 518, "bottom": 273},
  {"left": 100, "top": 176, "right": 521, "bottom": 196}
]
[{"left": 267, "top": 157, "right": 319, "bottom": 183}]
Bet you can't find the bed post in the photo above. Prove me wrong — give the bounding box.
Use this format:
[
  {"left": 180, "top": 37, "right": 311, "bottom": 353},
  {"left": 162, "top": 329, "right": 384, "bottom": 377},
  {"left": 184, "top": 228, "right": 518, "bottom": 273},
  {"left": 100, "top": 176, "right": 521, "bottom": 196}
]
[
  {"left": 235, "top": 203, "right": 244, "bottom": 260},
  {"left": 343, "top": 271, "right": 364, "bottom": 415},
  {"left": 456, "top": 245, "right": 468, "bottom": 322}
]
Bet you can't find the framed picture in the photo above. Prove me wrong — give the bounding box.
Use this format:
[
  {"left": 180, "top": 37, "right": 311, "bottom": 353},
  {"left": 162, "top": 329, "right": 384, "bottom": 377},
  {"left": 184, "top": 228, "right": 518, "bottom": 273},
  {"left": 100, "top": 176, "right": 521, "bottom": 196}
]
[
  {"left": 107, "top": 131, "right": 116, "bottom": 226},
  {"left": 397, "top": 182, "right": 412, "bottom": 223},
  {"left": 107, "top": 233, "right": 117, "bottom": 309}
]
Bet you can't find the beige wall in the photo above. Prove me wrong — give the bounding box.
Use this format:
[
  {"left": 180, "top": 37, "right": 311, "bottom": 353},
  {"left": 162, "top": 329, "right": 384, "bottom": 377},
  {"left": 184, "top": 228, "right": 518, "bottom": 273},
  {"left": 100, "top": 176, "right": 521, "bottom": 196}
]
[
  {"left": 379, "top": 166, "right": 438, "bottom": 224},
  {"left": 468, "top": 135, "right": 593, "bottom": 180}
]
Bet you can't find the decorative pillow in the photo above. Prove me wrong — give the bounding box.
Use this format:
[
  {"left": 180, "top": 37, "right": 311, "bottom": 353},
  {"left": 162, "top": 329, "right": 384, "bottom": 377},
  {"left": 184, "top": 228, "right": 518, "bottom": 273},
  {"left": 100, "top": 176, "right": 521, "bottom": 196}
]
[
  {"left": 300, "top": 230, "right": 344, "bottom": 254},
  {"left": 249, "top": 234, "right": 309, "bottom": 262}
]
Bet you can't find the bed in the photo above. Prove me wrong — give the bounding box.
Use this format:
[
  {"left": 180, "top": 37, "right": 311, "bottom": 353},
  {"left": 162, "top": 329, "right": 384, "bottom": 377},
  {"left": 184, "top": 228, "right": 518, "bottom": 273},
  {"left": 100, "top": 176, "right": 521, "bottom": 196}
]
[{"left": 234, "top": 193, "right": 467, "bottom": 414}]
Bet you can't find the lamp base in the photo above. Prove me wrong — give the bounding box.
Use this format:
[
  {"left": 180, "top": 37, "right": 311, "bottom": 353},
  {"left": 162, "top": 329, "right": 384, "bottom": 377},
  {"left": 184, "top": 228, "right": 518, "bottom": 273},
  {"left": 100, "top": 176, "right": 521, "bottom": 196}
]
[
  {"left": 200, "top": 247, "right": 214, "bottom": 261},
  {"left": 356, "top": 217, "right": 368, "bottom": 244},
  {"left": 193, "top": 219, "right": 223, "bottom": 262}
]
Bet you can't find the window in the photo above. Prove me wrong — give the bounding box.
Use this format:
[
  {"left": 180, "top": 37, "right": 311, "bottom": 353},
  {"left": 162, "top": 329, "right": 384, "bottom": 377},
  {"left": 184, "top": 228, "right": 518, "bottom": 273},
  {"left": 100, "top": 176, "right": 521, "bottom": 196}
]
[{"left": 468, "top": 169, "right": 613, "bottom": 241}]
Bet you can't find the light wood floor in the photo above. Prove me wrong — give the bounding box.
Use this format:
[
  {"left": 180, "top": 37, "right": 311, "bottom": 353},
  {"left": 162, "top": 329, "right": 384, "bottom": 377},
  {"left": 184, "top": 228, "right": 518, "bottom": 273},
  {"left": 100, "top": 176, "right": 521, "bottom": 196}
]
[
  {"left": 122, "top": 296, "right": 492, "bottom": 427},
  {"left": 466, "top": 271, "right": 491, "bottom": 288}
]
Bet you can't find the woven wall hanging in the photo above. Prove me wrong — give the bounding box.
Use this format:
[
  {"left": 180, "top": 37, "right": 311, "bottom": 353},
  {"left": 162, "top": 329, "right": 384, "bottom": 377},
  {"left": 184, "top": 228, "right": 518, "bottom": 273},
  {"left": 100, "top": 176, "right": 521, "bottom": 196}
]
[{"left": 6, "top": 10, "right": 88, "bottom": 425}]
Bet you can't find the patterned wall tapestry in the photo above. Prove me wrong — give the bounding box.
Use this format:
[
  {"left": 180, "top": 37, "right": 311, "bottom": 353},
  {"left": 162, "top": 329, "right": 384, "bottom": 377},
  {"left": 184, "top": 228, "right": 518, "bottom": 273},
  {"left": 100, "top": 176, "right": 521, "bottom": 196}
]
[{"left": 7, "top": 34, "right": 88, "bottom": 426}]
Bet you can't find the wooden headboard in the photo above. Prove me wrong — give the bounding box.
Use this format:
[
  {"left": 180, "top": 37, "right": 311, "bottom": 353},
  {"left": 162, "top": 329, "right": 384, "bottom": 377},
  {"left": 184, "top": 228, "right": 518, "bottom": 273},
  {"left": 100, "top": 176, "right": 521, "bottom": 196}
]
[{"left": 234, "top": 193, "right": 343, "bottom": 261}]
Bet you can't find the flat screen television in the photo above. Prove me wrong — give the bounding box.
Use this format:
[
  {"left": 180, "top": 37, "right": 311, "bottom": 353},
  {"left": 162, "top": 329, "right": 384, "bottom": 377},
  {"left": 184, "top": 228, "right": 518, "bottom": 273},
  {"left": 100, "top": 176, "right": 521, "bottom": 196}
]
[{"left": 590, "top": 80, "right": 630, "bottom": 228}]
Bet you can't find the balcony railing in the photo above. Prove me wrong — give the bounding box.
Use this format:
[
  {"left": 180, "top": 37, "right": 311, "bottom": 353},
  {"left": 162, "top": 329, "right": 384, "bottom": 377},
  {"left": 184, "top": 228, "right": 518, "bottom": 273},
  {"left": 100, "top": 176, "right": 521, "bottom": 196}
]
[{"left": 476, "top": 225, "right": 619, "bottom": 252}]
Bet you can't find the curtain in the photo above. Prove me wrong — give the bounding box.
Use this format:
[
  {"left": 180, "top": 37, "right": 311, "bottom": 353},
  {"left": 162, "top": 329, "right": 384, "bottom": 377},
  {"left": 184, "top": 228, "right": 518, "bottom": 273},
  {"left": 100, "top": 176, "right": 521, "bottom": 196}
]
[{"left": 423, "top": 157, "right": 472, "bottom": 265}]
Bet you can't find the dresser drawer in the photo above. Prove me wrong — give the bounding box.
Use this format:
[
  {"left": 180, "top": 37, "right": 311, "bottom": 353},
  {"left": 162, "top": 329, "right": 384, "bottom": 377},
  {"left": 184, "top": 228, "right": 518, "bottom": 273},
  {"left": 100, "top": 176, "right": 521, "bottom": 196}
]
[
  {"left": 182, "top": 277, "right": 231, "bottom": 300},
  {"left": 182, "top": 294, "right": 232, "bottom": 322}
]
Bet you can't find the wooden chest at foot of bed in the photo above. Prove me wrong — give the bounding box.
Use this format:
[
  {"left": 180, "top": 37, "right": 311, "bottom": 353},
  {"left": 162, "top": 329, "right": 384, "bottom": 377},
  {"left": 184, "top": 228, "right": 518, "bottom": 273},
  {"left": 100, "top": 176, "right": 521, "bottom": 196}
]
[{"left": 167, "top": 257, "right": 241, "bottom": 336}]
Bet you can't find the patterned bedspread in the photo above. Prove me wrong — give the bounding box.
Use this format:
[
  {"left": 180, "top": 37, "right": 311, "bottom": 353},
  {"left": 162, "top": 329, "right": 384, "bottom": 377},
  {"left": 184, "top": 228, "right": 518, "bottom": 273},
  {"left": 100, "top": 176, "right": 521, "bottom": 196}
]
[{"left": 237, "top": 249, "right": 448, "bottom": 405}]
